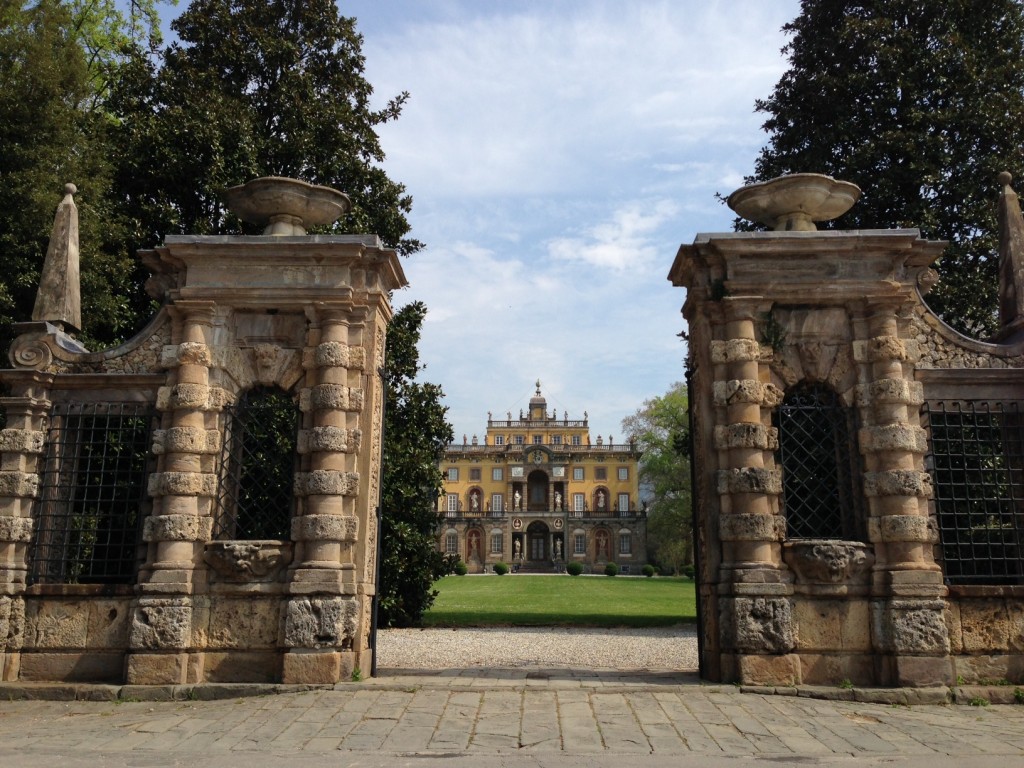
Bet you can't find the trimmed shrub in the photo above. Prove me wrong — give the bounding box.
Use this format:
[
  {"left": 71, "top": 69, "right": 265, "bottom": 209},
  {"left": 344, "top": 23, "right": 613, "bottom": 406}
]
[
  {"left": 681, "top": 564, "right": 695, "bottom": 579},
  {"left": 493, "top": 562, "right": 509, "bottom": 576},
  {"left": 566, "top": 561, "right": 584, "bottom": 576},
  {"left": 604, "top": 562, "right": 619, "bottom": 577},
  {"left": 642, "top": 564, "right": 656, "bottom": 578},
  {"left": 453, "top": 561, "right": 468, "bottom": 576}
]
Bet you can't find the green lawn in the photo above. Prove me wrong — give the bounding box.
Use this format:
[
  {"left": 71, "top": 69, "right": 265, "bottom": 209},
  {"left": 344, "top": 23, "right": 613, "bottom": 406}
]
[{"left": 422, "top": 574, "right": 697, "bottom": 628}]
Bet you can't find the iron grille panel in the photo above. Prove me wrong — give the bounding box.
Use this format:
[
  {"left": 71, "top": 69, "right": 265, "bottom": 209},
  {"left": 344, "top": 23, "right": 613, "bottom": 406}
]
[
  {"left": 775, "top": 384, "right": 862, "bottom": 539},
  {"left": 30, "top": 402, "right": 155, "bottom": 585},
  {"left": 212, "top": 387, "right": 299, "bottom": 540},
  {"left": 924, "top": 400, "right": 1024, "bottom": 585}
]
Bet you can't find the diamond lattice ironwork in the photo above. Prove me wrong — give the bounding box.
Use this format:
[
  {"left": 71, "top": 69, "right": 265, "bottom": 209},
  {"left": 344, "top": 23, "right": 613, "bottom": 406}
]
[
  {"left": 213, "top": 387, "right": 300, "bottom": 540},
  {"left": 924, "top": 400, "right": 1024, "bottom": 585},
  {"left": 30, "top": 402, "right": 155, "bottom": 585},
  {"left": 775, "top": 383, "right": 862, "bottom": 540}
]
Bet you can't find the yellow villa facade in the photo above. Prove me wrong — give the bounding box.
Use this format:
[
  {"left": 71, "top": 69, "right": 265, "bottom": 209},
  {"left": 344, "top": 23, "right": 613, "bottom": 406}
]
[{"left": 438, "top": 384, "right": 647, "bottom": 573}]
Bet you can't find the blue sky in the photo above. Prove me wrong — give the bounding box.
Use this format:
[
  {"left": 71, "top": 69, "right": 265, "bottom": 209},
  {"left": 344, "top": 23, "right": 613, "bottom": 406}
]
[{"left": 163, "top": 0, "right": 800, "bottom": 439}]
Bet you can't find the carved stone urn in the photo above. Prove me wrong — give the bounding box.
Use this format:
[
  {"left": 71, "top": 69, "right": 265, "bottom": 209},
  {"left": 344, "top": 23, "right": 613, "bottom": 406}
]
[
  {"left": 727, "top": 173, "right": 861, "bottom": 232},
  {"left": 222, "top": 176, "right": 352, "bottom": 235}
]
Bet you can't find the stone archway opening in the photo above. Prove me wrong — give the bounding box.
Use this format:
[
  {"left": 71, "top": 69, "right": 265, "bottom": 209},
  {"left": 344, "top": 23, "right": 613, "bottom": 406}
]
[
  {"left": 527, "top": 469, "right": 548, "bottom": 511},
  {"left": 526, "top": 520, "right": 550, "bottom": 562}
]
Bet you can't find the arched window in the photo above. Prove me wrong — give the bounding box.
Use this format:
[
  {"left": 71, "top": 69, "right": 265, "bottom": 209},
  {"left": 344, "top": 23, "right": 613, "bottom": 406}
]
[
  {"left": 214, "top": 386, "right": 299, "bottom": 540},
  {"left": 774, "top": 382, "right": 862, "bottom": 540}
]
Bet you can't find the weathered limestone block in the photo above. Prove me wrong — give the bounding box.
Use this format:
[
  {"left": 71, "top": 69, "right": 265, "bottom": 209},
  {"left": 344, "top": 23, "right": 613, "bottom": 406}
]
[
  {"left": 872, "top": 600, "right": 950, "bottom": 654},
  {"left": 1008, "top": 602, "right": 1024, "bottom": 653},
  {"left": 0, "top": 471, "right": 39, "bottom": 497},
  {"left": 854, "top": 335, "right": 907, "bottom": 363},
  {"left": 710, "top": 338, "right": 761, "bottom": 364},
  {"left": 0, "top": 429, "right": 45, "bottom": 454},
  {"left": 716, "top": 468, "right": 782, "bottom": 495},
  {"left": 307, "top": 384, "right": 365, "bottom": 412},
  {"left": 27, "top": 600, "right": 89, "bottom": 648},
  {"left": 294, "top": 470, "right": 360, "bottom": 497},
  {"left": 858, "top": 424, "right": 928, "bottom": 454},
  {"left": 314, "top": 341, "right": 350, "bottom": 368},
  {"left": 147, "top": 471, "right": 218, "bottom": 497},
  {"left": 0, "top": 516, "right": 33, "bottom": 542},
  {"left": 713, "top": 379, "right": 784, "bottom": 407},
  {"left": 167, "top": 383, "right": 211, "bottom": 409},
  {"left": 863, "top": 470, "right": 932, "bottom": 498},
  {"left": 203, "top": 541, "right": 292, "bottom": 581},
  {"left": 714, "top": 424, "right": 779, "bottom": 451},
  {"left": 86, "top": 599, "right": 131, "bottom": 649},
  {"left": 291, "top": 514, "right": 359, "bottom": 542},
  {"left": 736, "top": 653, "right": 800, "bottom": 686},
  {"left": 347, "top": 346, "right": 366, "bottom": 371},
  {"left": 719, "top": 513, "right": 785, "bottom": 542},
  {"left": 283, "top": 596, "right": 357, "bottom": 650},
  {"left": 793, "top": 599, "right": 871, "bottom": 652},
  {"left": 876, "top": 515, "right": 933, "bottom": 543},
  {"left": 722, "top": 597, "right": 795, "bottom": 653},
  {"left": 782, "top": 540, "right": 874, "bottom": 584},
  {"left": 160, "top": 342, "right": 211, "bottom": 367},
  {"left": 858, "top": 378, "right": 924, "bottom": 406},
  {"left": 0, "top": 596, "right": 26, "bottom": 649},
  {"left": 297, "top": 426, "right": 361, "bottom": 455},
  {"left": 959, "top": 599, "right": 1010, "bottom": 653},
  {"left": 142, "top": 513, "right": 213, "bottom": 542},
  {"left": 203, "top": 598, "right": 280, "bottom": 649},
  {"left": 152, "top": 426, "right": 220, "bottom": 455},
  {"left": 130, "top": 598, "right": 192, "bottom": 650}
]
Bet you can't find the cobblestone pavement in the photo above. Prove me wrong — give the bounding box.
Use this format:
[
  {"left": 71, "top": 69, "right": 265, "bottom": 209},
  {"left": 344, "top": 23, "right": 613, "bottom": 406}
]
[{"left": 3, "top": 669, "right": 1024, "bottom": 767}]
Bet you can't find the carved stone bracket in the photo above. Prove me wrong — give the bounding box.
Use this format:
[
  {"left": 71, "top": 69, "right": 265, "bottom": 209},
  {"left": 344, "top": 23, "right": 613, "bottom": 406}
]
[
  {"left": 203, "top": 541, "right": 293, "bottom": 582},
  {"left": 782, "top": 539, "right": 874, "bottom": 586}
]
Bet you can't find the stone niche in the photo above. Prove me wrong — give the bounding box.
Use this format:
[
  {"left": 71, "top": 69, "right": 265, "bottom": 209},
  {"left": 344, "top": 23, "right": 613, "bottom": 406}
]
[{"left": 0, "top": 177, "right": 405, "bottom": 685}]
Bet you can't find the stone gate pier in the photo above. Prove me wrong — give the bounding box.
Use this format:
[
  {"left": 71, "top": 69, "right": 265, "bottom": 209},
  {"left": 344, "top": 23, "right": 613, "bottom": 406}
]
[
  {"left": 671, "top": 173, "right": 1024, "bottom": 687},
  {"left": 0, "top": 177, "right": 404, "bottom": 684}
]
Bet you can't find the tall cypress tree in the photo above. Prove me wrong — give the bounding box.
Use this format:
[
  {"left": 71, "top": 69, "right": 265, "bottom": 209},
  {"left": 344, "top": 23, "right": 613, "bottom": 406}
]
[{"left": 750, "top": 0, "right": 1024, "bottom": 338}]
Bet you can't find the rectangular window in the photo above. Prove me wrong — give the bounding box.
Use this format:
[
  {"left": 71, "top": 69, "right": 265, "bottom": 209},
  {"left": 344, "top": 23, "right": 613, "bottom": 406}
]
[
  {"left": 573, "top": 493, "right": 585, "bottom": 513},
  {"left": 573, "top": 467, "right": 584, "bottom": 481},
  {"left": 595, "top": 466, "right": 607, "bottom": 480},
  {"left": 514, "top": 435, "right": 525, "bottom": 445},
  {"left": 490, "top": 532, "right": 503, "bottom": 554},
  {"left": 447, "top": 467, "right": 459, "bottom": 481},
  {"left": 552, "top": 435, "right": 562, "bottom": 445},
  {"left": 617, "top": 467, "right": 629, "bottom": 481},
  {"left": 491, "top": 493, "right": 504, "bottom": 513},
  {"left": 619, "top": 533, "right": 631, "bottom": 555},
  {"left": 574, "top": 533, "right": 586, "bottom": 555},
  {"left": 445, "top": 532, "right": 458, "bottom": 554},
  {"left": 492, "top": 467, "right": 503, "bottom": 481},
  {"left": 494, "top": 435, "right": 505, "bottom": 446},
  {"left": 469, "top": 467, "right": 481, "bottom": 481},
  {"left": 532, "top": 435, "right": 543, "bottom": 444},
  {"left": 571, "top": 435, "right": 581, "bottom": 446},
  {"left": 446, "top": 494, "right": 459, "bottom": 514},
  {"left": 618, "top": 493, "right": 630, "bottom": 513}
]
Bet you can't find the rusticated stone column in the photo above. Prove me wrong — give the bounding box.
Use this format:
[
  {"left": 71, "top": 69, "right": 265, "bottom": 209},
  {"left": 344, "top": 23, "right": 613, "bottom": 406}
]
[
  {"left": 0, "top": 371, "right": 51, "bottom": 681},
  {"left": 127, "top": 301, "right": 217, "bottom": 685},
  {"left": 283, "top": 305, "right": 368, "bottom": 684},
  {"left": 713, "top": 300, "right": 795, "bottom": 685},
  {"left": 857, "top": 303, "right": 951, "bottom": 686}
]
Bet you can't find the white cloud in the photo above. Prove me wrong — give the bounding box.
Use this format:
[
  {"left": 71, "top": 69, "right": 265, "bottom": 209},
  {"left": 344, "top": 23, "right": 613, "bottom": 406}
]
[{"left": 546, "top": 199, "right": 679, "bottom": 271}]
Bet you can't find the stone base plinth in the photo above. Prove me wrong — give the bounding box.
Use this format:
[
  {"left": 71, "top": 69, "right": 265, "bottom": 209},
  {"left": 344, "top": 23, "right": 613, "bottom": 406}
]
[
  {"left": 126, "top": 651, "right": 191, "bottom": 685},
  {"left": 281, "top": 649, "right": 354, "bottom": 684}
]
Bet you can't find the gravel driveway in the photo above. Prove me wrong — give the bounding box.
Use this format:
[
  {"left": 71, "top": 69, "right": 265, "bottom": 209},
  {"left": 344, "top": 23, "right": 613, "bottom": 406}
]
[{"left": 376, "top": 626, "right": 699, "bottom": 671}]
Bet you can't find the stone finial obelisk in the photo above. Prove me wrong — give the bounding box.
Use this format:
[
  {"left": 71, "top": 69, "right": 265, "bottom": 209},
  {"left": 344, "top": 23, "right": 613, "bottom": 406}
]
[
  {"left": 31, "top": 183, "right": 81, "bottom": 333},
  {"left": 997, "top": 171, "right": 1024, "bottom": 340}
]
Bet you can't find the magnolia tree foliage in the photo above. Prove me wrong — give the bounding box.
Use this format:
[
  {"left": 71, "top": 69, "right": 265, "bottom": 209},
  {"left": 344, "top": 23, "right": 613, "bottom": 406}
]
[
  {"left": 378, "top": 302, "right": 456, "bottom": 627},
  {"left": 621, "top": 382, "right": 692, "bottom": 574},
  {"left": 749, "top": 0, "right": 1024, "bottom": 338}
]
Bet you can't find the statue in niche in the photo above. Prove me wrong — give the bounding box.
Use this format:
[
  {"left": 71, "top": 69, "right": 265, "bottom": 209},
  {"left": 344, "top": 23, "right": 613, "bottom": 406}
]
[
  {"left": 596, "top": 530, "right": 609, "bottom": 559},
  {"left": 514, "top": 490, "right": 522, "bottom": 510},
  {"left": 554, "top": 491, "right": 562, "bottom": 510},
  {"left": 514, "top": 539, "right": 522, "bottom": 559},
  {"left": 596, "top": 490, "right": 606, "bottom": 511},
  {"left": 470, "top": 492, "right": 479, "bottom": 511},
  {"left": 554, "top": 539, "right": 562, "bottom": 559}
]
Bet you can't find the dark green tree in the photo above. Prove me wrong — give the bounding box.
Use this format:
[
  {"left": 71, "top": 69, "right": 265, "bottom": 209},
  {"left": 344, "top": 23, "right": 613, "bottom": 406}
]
[
  {"left": 108, "top": 0, "right": 419, "bottom": 254},
  {"left": 0, "top": 0, "right": 138, "bottom": 356},
  {"left": 621, "top": 382, "right": 692, "bottom": 574},
  {"left": 749, "top": 0, "right": 1024, "bottom": 338},
  {"left": 378, "top": 302, "right": 456, "bottom": 627}
]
